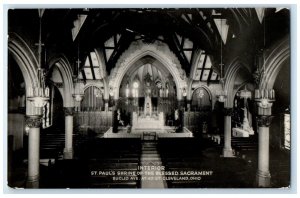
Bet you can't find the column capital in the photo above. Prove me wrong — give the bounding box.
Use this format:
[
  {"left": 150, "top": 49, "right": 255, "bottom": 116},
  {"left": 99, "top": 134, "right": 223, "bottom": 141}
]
[
  {"left": 223, "top": 108, "right": 233, "bottom": 116},
  {"left": 257, "top": 115, "right": 274, "bottom": 127},
  {"left": 25, "top": 115, "right": 42, "bottom": 128},
  {"left": 64, "top": 107, "right": 75, "bottom": 116}
]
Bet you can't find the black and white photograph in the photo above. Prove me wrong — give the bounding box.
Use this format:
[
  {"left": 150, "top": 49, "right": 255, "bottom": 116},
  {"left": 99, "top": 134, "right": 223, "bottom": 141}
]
[{"left": 5, "top": 6, "right": 292, "bottom": 191}]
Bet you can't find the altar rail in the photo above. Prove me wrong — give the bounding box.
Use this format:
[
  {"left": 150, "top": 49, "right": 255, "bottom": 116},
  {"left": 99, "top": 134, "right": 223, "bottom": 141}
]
[{"left": 74, "top": 111, "right": 113, "bottom": 135}]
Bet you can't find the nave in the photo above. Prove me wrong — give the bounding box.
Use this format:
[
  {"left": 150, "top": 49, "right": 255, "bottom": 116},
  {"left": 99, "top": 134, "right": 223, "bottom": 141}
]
[
  {"left": 7, "top": 8, "right": 291, "bottom": 189},
  {"left": 8, "top": 131, "right": 290, "bottom": 188}
]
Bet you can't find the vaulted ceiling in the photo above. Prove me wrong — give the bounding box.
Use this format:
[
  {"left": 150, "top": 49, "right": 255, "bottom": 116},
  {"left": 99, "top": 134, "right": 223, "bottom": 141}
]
[{"left": 8, "top": 8, "right": 290, "bottom": 84}]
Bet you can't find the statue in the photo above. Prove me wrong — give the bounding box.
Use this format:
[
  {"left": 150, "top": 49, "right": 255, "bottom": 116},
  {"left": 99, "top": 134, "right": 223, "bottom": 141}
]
[
  {"left": 241, "top": 107, "right": 254, "bottom": 135},
  {"left": 144, "top": 88, "right": 152, "bottom": 117},
  {"left": 117, "top": 109, "right": 124, "bottom": 126},
  {"left": 143, "top": 72, "right": 153, "bottom": 117}
]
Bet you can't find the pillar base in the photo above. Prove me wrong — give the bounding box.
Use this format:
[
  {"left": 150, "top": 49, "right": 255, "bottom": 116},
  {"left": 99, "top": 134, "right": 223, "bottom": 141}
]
[
  {"left": 26, "top": 175, "right": 39, "bottom": 188},
  {"left": 256, "top": 170, "right": 271, "bottom": 187},
  {"left": 63, "top": 148, "right": 74, "bottom": 159},
  {"left": 222, "top": 148, "right": 235, "bottom": 158}
]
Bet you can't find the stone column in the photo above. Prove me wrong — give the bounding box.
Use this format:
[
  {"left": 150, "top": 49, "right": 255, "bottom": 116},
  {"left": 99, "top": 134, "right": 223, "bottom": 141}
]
[
  {"left": 222, "top": 108, "right": 234, "bottom": 157},
  {"left": 112, "top": 99, "right": 119, "bottom": 133},
  {"left": 256, "top": 115, "right": 273, "bottom": 187},
  {"left": 75, "top": 100, "right": 81, "bottom": 112},
  {"left": 25, "top": 115, "right": 42, "bottom": 188},
  {"left": 104, "top": 99, "right": 109, "bottom": 111},
  {"left": 113, "top": 99, "right": 119, "bottom": 111},
  {"left": 186, "top": 99, "right": 191, "bottom": 111},
  {"left": 63, "top": 107, "right": 74, "bottom": 159}
]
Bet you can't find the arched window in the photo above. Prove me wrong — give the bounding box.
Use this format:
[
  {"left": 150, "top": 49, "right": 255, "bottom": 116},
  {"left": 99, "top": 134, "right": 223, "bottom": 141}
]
[
  {"left": 81, "top": 86, "right": 104, "bottom": 111},
  {"left": 191, "top": 87, "right": 211, "bottom": 110}
]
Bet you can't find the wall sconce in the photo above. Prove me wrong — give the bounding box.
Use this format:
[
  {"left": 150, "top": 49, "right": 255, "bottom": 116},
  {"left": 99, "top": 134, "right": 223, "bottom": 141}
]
[{"left": 27, "top": 13, "right": 50, "bottom": 108}]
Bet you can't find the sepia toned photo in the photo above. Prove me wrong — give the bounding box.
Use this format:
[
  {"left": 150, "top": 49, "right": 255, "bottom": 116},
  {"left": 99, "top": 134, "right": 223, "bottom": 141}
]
[{"left": 7, "top": 7, "right": 291, "bottom": 189}]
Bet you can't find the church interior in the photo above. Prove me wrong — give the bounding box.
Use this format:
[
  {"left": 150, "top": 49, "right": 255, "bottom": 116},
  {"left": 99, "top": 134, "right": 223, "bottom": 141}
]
[{"left": 7, "top": 8, "right": 291, "bottom": 189}]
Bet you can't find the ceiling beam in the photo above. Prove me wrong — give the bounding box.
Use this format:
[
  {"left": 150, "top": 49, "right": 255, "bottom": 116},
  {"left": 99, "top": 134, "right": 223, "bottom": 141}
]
[{"left": 87, "top": 53, "right": 96, "bottom": 80}]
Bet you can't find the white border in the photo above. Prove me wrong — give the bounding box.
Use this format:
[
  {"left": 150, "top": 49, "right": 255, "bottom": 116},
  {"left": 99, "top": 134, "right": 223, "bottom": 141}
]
[{"left": 1, "top": 0, "right": 299, "bottom": 197}]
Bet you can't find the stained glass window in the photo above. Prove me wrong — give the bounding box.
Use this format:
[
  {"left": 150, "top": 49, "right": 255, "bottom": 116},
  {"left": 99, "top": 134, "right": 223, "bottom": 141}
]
[{"left": 284, "top": 113, "right": 290, "bottom": 150}]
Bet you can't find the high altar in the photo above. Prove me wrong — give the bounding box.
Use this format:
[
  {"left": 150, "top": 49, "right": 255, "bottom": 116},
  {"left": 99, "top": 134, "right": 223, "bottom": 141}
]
[{"left": 132, "top": 89, "right": 164, "bottom": 130}]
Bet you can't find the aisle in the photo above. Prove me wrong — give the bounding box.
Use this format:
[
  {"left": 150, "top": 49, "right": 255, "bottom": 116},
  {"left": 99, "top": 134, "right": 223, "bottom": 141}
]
[{"left": 140, "top": 133, "right": 167, "bottom": 188}]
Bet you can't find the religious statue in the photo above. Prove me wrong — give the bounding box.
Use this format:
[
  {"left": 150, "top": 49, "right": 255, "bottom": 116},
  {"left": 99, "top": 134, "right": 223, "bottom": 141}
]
[
  {"left": 144, "top": 88, "right": 152, "bottom": 117},
  {"left": 117, "top": 109, "right": 124, "bottom": 126},
  {"left": 241, "top": 107, "right": 254, "bottom": 135},
  {"left": 143, "top": 73, "right": 153, "bottom": 117}
]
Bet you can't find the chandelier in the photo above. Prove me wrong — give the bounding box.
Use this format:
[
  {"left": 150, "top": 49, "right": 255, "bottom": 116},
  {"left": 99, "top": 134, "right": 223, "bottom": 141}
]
[
  {"left": 237, "top": 86, "right": 252, "bottom": 99},
  {"left": 253, "top": 9, "right": 275, "bottom": 115},
  {"left": 73, "top": 79, "right": 84, "bottom": 102},
  {"left": 254, "top": 89, "right": 275, "bottom": 108},
  {"left": 72, "top": 41, "right": 84, "bottom": 102},
  {"left": 216, "top": 24, "right": 227, "bottom": 103},
  {"left": 216, "top": 89, "right": 227, "bottom": 103},
  {"left": 27, "top": 10, "right": 49, "bottom": 108},
  {"left": 215, "top": 18, "right": 228, "bottom": 103},
  {"left": 27, "top": 69, "right": 50, "bottom": 108}
]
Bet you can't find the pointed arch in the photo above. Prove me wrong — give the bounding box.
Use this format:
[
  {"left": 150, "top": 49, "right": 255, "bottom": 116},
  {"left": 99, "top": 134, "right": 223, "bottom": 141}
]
[
  {"left": 224, "top": 57, "right": 251, "bottom": 108},
  {"left": 48, "top": 55, "right": 74, "bottom": 107},
  {"left": 191, "top": 85, "right": 213, "bottom": 101},
  {"left": 109, "top": 40, "right": 187, "bottom": 100},
  {"left": 8, "top": 32, "right": 39, "bottom": 115},
  {"left": 259, "top": 36, "right": 290, "bottom": 89},
  {"left": 191, "top": 85, "right": 213, "bottom": 110},
  {"left": 83, "top": 83, "right": 103, "bottom": 92}
]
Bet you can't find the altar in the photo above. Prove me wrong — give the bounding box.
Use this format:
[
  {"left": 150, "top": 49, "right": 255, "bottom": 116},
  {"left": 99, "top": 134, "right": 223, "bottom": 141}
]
[
  {"left": 132, "top": 111, "right": 164, "bottom": 130},
  {"left": 130, "top": 83, "right": 166, "bottom": 130}
]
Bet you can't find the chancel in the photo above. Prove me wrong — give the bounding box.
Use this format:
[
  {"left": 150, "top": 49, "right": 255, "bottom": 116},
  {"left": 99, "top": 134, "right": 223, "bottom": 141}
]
[{"left": 7, "top": 8, "right": 291, "bottom": 189}]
